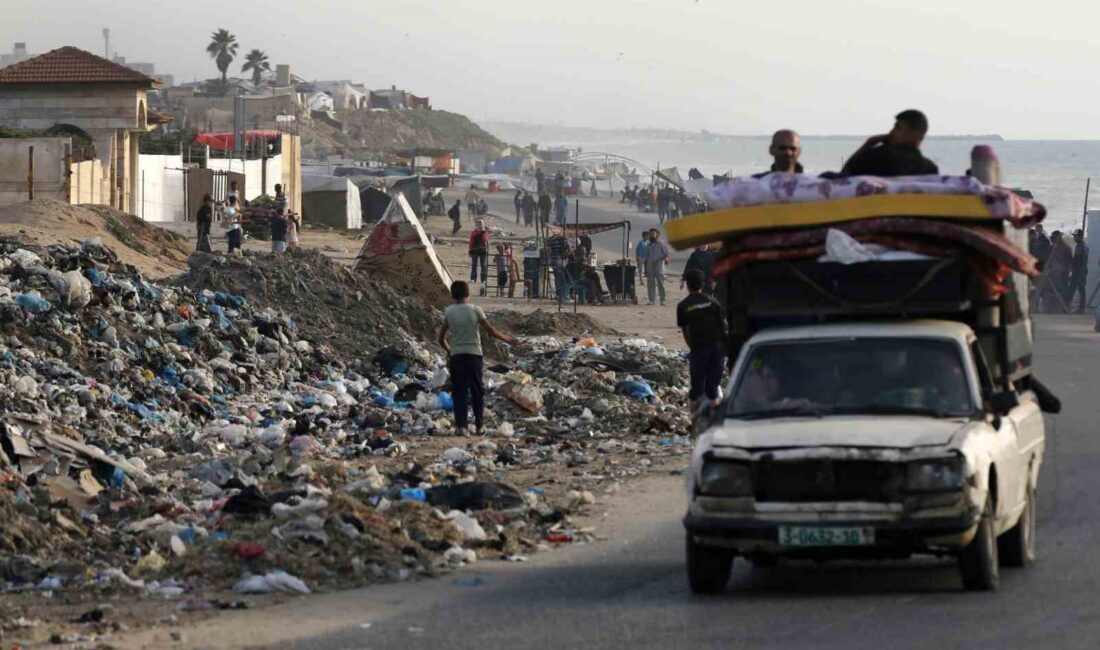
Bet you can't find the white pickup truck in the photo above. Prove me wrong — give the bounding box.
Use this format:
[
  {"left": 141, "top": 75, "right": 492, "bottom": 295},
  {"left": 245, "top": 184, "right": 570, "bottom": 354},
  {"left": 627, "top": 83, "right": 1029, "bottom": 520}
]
[{"left": 684, "top": 320, "right": 1045, "bottom": 593}]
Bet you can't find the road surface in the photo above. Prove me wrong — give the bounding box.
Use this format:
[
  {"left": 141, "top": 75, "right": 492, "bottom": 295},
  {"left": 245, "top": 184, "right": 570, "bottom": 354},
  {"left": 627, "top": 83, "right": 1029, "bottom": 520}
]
[{"left": 122, "top": 315, "right": 1094, "bottom": 650}]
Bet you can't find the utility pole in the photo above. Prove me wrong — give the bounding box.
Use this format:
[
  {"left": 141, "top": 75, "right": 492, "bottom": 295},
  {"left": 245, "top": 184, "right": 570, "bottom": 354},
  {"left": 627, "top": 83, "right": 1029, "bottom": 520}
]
[{"left": 102, "top": 28, "right": 110, "bottom": 59}]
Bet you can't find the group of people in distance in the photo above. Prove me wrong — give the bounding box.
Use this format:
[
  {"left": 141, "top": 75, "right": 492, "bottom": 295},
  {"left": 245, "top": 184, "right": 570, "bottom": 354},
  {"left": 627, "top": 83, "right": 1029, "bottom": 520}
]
[
  {"left": 1030, "top": 225, "right": 1090, "bottom": 313},
  {"left": 194, "top": 181, "right": 298, "bottom": 257}
]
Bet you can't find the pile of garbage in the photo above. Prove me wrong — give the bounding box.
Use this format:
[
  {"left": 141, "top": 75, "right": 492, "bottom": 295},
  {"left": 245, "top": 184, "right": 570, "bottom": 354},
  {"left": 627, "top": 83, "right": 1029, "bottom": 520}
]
[
  {"left": 488, "top": 309, "right": 619, "bottom": 337},
  {"left": 0, "top": 238, "right": 690, "bottom": 612},
  {"left": 175, "top": 248, "right": 442, "bottom": 358}
]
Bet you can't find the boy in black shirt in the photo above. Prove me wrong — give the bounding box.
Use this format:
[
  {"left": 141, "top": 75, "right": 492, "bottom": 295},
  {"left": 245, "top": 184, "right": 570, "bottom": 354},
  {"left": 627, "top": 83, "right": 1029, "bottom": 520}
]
[{"left": 677, "top": 269, "right": 728, "bottom": 426}]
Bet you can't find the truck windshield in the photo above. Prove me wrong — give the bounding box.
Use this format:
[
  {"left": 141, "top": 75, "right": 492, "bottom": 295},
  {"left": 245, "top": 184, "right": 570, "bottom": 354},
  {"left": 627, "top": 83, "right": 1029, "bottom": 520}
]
[{"left": 728, "top": 338, "right": 975, "bottom": 419}]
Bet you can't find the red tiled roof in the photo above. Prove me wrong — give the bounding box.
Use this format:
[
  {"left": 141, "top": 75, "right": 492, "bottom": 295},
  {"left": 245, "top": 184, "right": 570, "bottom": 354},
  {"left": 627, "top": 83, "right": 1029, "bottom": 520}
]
[{"left": 0, "top": 46, "right": 160, "bottom": 86}]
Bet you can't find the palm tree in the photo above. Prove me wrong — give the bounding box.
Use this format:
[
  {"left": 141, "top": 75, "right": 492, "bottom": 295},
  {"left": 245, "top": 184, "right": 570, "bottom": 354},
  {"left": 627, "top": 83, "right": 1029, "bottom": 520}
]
[
  {"left": 205, "top": 29, "right": 238, "bottom": 83},
  {"left": 241, "top": 49, "right": 271, "bottom": 87}
]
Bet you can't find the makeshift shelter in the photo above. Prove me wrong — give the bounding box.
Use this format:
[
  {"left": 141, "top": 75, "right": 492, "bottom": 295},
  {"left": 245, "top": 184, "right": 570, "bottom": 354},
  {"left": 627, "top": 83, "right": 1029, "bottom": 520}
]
[
  {"left": 301, "top": 175, "right": 363, "bottom": 229},
  {"left": 360, "top": 186, "right": 391, "bottom": 223},
  {"left": 355, "top": 194, "right": 453, "bottom": 308},
  {"left": 656, "top": 167, "right": 685, "bottom": 189}
]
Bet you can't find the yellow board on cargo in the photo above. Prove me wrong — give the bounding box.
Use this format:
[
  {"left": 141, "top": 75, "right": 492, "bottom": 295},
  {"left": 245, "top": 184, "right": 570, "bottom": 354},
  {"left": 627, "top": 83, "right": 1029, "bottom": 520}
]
[{"left": 664, "top": 194, "right": 997, "bottom": 250}]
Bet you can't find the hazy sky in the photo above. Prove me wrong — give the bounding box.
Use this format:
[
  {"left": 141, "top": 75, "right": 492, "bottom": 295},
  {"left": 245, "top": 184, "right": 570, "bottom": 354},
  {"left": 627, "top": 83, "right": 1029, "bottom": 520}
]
[{"left": 4, "top": 0, "right": 1100, "bottom": 138}]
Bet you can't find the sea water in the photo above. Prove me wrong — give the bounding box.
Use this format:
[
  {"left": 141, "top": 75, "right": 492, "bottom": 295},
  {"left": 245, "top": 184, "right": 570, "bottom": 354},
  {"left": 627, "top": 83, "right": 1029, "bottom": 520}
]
[{"left": 544, "top": 137, "right": 1100, "bottom": 231}]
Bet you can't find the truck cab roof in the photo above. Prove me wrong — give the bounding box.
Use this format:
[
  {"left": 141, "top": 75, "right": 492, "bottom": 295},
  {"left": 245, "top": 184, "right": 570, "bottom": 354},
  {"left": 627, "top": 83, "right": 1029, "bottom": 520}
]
[{"left": 747, "top": 319, "right": 976, "bottom": 347}]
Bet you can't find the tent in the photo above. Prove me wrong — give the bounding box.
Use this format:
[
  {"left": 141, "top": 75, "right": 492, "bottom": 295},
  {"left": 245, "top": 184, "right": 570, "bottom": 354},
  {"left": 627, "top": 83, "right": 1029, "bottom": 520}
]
[
  {"left": 656, "top": 167, "right": 685, "bottom": 189},
  {"left": 360, "top": 186, "right": 391, "bottom": 223},
  {"left": 301, "top": 175, "right": 363, "bottom": 229},
  {"left": 355, "top": 194, "right": 453, "bottom": 308}
]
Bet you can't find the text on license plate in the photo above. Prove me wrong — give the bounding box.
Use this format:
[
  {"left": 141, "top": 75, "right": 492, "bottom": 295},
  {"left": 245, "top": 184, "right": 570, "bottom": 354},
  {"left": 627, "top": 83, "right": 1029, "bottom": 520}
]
[{"left": 778, "top": 526, "right": 875, "bottom": 547}]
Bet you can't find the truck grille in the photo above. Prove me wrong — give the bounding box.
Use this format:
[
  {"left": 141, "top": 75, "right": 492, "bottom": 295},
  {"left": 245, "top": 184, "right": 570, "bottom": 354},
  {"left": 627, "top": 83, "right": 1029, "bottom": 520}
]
[{"left": 752, "top": 460, "right": 905, "bottom": 503}]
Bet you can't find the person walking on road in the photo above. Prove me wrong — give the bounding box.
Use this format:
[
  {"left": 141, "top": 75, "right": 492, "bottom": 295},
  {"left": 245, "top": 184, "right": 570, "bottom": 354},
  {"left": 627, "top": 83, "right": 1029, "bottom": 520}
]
[
  {"left": 521, "top": 191, "right": 536, "bottom": 228},
  {"left": 439, "top": 281, "right": 517, "bottom": 436},
  {"left": 449, "top": 199, "right": 463, "bottom": 235},
  {"left": 1067, "top": 229, "right": 1090, "bottom": 313},
  {"left": 554, "top": 193, "right": 568, "bottom": 225},
  {"left": 513, "top": 190, "right": 523, "bottom": 224},
  {"left": 537, "top": 191, "right": 552, "bottom": 228},
  {"left": 644, "top": 228, "right": 670, "bottom": 306},
  {"left": 195, "top": 193, "right": 215, "bottom": 253},
  {"left": 468, "top": 219, "right": 490, "bottom": 292},
  {"left": 678, "top": 268, "right": 728, "bottom": 427},
  {"left": 464, "top": 187, "right": 480, "bottom": 221},
  {"left": 636, "top": 231, "right": 651, "bottom": 279}
]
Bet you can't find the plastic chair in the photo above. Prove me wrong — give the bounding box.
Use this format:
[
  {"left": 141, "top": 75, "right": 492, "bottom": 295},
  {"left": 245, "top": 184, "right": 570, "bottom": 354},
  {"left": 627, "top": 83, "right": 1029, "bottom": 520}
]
[{"left": 554, "top": 266, "right": 588, "bottom": 304}]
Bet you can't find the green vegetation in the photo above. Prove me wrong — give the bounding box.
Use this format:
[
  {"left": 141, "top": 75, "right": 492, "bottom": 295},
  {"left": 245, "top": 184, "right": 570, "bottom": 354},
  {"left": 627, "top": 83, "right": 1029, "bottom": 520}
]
[
  {"left": 242, "top": 49, "right": 271, "bottom": 86},
  {"left": 206, "top": 29, "right": 239, "bottom": 84}
]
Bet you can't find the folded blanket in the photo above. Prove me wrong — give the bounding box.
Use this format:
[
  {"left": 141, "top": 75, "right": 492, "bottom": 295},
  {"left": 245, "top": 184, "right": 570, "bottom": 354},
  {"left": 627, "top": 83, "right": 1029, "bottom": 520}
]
[
  {"left": 722, "top": 217, "right": 1039, "bottom": 278},
  {"left": 706, "top": 174, "right": 1045, "bottom": 228}
]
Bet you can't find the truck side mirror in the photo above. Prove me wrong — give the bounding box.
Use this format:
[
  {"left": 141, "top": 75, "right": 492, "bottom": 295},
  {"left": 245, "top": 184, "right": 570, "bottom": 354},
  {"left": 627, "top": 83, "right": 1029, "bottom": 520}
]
[{"left": 988, "top": 391, "right": 1019, "bottom": 416}]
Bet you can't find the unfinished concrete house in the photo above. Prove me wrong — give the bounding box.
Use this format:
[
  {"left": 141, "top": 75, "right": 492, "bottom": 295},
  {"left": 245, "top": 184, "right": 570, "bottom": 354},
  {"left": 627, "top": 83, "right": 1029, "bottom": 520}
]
[{"left": 0, "top": 46, "right": 162, "bottom": 211}]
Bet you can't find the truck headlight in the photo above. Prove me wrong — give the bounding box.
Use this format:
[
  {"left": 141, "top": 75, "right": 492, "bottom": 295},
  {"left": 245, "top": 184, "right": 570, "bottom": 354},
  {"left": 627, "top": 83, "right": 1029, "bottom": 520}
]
[
  {"left": 699, "top": 461, "right": 752, "bottom": 496},
  {"left": 906, "top": 457, "right": 964, "bottom": 492}
]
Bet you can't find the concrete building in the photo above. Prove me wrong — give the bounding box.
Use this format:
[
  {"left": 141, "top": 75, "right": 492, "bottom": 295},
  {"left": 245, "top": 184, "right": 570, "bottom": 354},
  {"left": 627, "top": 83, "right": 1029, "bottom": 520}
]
[
  {"left": 112, "top": 55, "right": 174, "bottom": 88},
  {"left": 0, "top": 43, "right": 36, "bottom": 68},
  {"left": 0, "top": 46, "right": 162, "bottom": 212}
]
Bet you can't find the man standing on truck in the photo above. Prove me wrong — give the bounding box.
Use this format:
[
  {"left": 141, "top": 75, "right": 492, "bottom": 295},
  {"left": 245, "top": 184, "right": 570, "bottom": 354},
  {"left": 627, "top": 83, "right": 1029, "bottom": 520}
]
[
  {"left": 841, "top": 110, "right": 939, "bottom": 177},
  {"left": 753, "top": 129, "right": 803, "bottom": 177},
  {"left": 678, "top": 268, "right": 728, "bottom": 426}
]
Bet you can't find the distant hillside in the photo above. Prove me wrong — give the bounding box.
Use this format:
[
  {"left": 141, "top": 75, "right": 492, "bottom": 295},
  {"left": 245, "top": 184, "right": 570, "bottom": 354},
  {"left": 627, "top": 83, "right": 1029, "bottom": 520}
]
[{"left": 302, "top": 110, "right": 505, "bottom": 158}]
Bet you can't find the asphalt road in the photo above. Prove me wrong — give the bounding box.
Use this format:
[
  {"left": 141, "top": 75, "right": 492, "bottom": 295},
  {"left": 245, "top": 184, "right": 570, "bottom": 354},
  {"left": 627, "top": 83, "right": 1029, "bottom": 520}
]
[{"left": 125, "top": 315, "right": 1094, "bottom": 650}]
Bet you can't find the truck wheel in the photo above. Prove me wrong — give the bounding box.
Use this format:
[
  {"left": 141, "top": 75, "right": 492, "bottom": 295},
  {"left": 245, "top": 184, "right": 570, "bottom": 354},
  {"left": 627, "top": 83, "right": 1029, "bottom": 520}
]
[
  {"left": 958, "top": 493, "right": 999, "bottom": 591},
  {"left": 999, "top": 486, "right": 1036, "bottom": 567},
  {"left": 686, "top": 534, "right": 733, "bottom": 594}
]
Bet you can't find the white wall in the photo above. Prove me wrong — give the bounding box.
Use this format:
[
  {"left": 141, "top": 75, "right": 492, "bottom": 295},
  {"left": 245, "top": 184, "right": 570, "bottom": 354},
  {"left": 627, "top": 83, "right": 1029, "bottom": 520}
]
[
  {"left": 209, "top": 153, "right": 283, "bottom": 200},
  {"left": 135, "top": 154, "right": 186, "bottom": 222}
]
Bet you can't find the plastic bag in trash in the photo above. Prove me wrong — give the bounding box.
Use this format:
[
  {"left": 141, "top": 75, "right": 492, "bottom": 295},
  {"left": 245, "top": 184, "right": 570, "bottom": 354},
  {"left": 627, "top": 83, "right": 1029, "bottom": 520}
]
[
  {"left": 614, "top": 380, "right": 657, "bottom": 402},
  {"left": 15, "top": 292, "right": 51, "bottom": 314},
  {"left": 233, "top": 571, "right": 310, "bottom": 594}
]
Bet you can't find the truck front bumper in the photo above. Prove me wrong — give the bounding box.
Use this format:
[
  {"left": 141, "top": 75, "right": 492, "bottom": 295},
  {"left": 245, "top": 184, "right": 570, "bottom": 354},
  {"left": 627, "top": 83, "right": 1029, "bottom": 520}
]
[{"left": 683, "top": 504, "right": 981, "bottom": 555}]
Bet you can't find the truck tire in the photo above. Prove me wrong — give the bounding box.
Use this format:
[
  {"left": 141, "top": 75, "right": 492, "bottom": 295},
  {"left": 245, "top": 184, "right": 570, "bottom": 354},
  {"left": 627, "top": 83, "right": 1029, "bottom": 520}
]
[
  {"left": 958, "top": 493, "right": 999, "bottom": 591},
  {"left": 686, "top": 534, "right": 733, "bottom": 594},
  {"left": 999, "top": 486, "right": 1036, "bottom": 567}
]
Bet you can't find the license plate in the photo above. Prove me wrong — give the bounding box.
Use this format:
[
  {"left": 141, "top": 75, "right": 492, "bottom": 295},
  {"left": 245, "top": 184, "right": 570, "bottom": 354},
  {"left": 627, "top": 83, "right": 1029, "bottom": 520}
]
[{"left": 778, "top": 526, "right": 875, "bottom": 547}]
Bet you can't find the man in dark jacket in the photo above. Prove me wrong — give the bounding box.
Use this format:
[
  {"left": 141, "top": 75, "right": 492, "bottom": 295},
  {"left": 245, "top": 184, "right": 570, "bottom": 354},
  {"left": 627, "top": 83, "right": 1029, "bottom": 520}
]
[
  {"left": 449, "top": 199, "right": 462, "bottom": 235},
  {"left": 682, "top": 244, "right": 716, "bottom": 294},
  {"left": 842, "top": 110, "right": 939, "bottom": 177},
  {"left": 521, "top": 192, "right": 536, "bottom": 227},
  {"left": 195, "top": 193, "right": 214, "bottom": 253},
  {"left": 537, "top": 191, "right": 552, "bottom": 227},
  {"left": 1066, "top": 229, "right": 1090, "bottom": 313}
]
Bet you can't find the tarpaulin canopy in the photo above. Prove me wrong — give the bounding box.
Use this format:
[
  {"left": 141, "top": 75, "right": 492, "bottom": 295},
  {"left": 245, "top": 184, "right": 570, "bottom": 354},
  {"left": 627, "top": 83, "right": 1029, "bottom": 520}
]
[
  {"left": 194, "top": 130, "right": 282, "bottom": 151},
  {"left": 549, "top": 221, "right": 630, "bottom": 237},
  {"left": 656, "top": 167, "right": 684, "bottom": 189}
]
